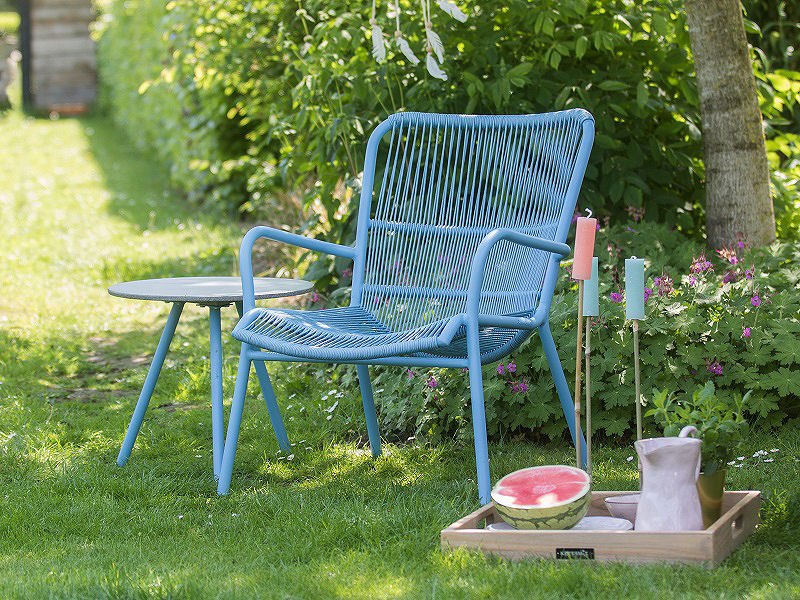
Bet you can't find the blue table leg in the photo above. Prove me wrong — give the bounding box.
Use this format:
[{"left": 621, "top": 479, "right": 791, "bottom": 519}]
[
  {"left": 117, "top": 302, "right": 184, "bottom": 466},
  {"left": 209, "top": 306, "right": 224, "bottom": 478},
  {"left": 236, "top": 302, "right": 290, "bottom": 452}
]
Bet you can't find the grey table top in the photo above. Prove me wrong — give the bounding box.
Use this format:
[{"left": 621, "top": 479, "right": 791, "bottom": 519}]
[{"left": 108, "top": 277, "right": 313, "bottom": 305}]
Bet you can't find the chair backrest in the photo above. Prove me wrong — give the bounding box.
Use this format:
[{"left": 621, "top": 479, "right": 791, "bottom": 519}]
[{"left": 350, "top": 110, "right": 594, "bottom": 332}]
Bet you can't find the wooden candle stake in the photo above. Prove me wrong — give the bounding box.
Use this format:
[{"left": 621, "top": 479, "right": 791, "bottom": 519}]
[
  {"left": 574, "top": 280, "right": 584, "bottom": 470},
  {"left": 633, "top": 319, "right": 642, "bottom": 441},
  {"left": 585, "top": 316, "right": 592, "bottom": 477}
]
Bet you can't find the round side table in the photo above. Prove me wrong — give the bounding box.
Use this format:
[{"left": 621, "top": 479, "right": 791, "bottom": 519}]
[{"left": 109, "top": 276, "right": 312, "bottom": 478}]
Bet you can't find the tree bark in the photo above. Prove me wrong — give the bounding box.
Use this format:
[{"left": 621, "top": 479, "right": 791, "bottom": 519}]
[{"left": 685, "top": 0, "right": 776, "bottom": 249}]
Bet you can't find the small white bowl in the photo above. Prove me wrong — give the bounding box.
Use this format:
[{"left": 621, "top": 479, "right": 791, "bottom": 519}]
[{"left": 604, "top": 494, "right": 640, "bottom": 523}]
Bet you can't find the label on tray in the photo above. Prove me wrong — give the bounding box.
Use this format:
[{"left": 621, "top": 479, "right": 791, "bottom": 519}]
[{"left": 556, "top": 548, "right": 595, "bottom": 560}]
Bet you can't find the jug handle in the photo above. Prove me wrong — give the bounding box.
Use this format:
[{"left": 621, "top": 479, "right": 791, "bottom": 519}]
[{"left": 678, "top": 425, "right": 702, "bottom": 479}]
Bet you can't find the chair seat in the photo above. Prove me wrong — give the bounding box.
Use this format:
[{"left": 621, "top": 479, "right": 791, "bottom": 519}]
[{"left": 232, "top": 306, "right": 529, "bottom": 363}]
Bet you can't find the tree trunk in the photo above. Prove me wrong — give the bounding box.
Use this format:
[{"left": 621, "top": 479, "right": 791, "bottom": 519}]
[{"left": 685, "top": 0, "right": 776, "bottom": 249}]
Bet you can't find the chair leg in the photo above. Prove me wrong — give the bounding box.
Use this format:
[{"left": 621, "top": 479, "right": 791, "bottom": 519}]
[
  {"left": 539, "top": 321, "right": 587, "bottom": 469},
  {"left": 217, "top": 344, "right": 252, "bottom": 495},
  {"left": 467, "top": 326, "right": 491, "bottom": 505},
  {"left": 357, "top": 365, "right": 381, "bottom": 458},
  {"left": 209, "top": 306, "right": 224, "bottom": 479},
  {"left": 252, "top": 361, "right": 290, "bottom": 452},
  {"left": 117, "top": 302, "right": 184, "bottom": 467}
]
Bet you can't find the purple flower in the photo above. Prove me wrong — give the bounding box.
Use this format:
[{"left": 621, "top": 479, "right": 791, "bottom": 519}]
[
  {"left": 595, "top": 223, "right": 601, "bottom": 231},
  {"left": 497, "top": 364, "right": 506, "bottom": 375},
  {"left": 688, "top": 275, "right": 698, "bottom": 287},
  {"left": 653, "top": 273, "right": 674, "bottom": 297},
  {"left": 745, "top": 268, "right": 754, "bottom": 280},
  {"left": 707, "top": 361, "right": 723, "bottom": 375},
  {"left": 751, "top": 295, "right": 761, "bottom": 307},
  {"left": 737, "top": 241, "right": 745, "bottom": 249},
  {"left": 341, "top": 268, "right": 352, "bottom": 278},
  {"left": 517, "top": 382, "right": 529, "bottom": 393},
  {"left": 310, "top": 292, "right": 320, "bottom": 303},
  {"left": 407, "top": 369, "right": 416, "bottom": 378},
  {"left": 742, "top": 327, "right": 751, "bottom": 339},
  {"left": 610, "top": 292, "right": 623, "bottom": 303},
  {"left": 722, "top": 270, "right": 738, "bottom": 284},
  {"left": 507, "top": 362, "right": 517, "bottom": 373},
  {"left": 689, "top": 254, "right": 714, "bottom": 274},
  {"left": 427, "top": 377, "right": 438, "bottom": 388},
  {"left": 644, "top": 287, "right": 654, "bottom": 304}
]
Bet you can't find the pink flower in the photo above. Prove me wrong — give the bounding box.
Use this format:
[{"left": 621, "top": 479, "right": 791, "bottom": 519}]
[
  {"left": 610, "top": 292, "right": 623, "bottom": 303},
  {"left": 407, "top": 369, "right": 416, "bottom": 378},
  {"left": 717, "top": 247, "right": 738, "bottom": 265},
  {"left": 427, "top": 377, "right": 438, "bottom": 388},
  {"left": 507, "top": 362, "right": 517, "bottom": 373},
  {"left": 751, "top": 295, "right": 761, "bottom": 307},
  {"left": 310, "top": 292, "right": 320, "bottom": 303},
  {"left": 497, "top": 364, "right": 505, "bottom": 375},
  {"left": 742, "top": 327, "right": 751, "bottom": 339}
]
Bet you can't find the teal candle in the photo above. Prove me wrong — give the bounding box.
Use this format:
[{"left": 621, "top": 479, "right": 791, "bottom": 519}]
[
  {"left": 625, "top": 257, "right": 645, "bottom": 320},
  {"left": 583, "top": 257, "right": 599, "bottom": 317}
]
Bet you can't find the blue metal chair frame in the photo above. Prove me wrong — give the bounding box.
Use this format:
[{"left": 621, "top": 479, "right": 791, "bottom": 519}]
[{"left": 217, "top": 110, "right": 595, "bottom": 503}]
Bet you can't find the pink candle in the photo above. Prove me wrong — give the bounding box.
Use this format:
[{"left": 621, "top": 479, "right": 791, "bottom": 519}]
[{"left": 571, "top": 216, "right": 597, "bottom": 280}]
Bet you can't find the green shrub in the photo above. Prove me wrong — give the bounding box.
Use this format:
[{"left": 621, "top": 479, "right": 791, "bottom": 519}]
[
  {"left": 96, "top": 0, "right": 799, "bottom": 251},
  {"left": 371, "top": 222, "right": 800, "bottom": 444}
]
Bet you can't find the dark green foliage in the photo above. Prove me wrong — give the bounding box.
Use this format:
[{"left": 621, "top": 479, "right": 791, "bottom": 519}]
[
  {"left": 372, "top": 222, "right": 800, "bottom": 445},
  {"left": 647, "top": 383, "right": 750, "bottom": 475},
  {"left": 96, "top": 0, "right": 799, "bottom": 255}
]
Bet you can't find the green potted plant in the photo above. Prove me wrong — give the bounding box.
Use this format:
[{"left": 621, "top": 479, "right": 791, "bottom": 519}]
[{"left": 646, "top": 382, "right": 750, "bottom": 527}]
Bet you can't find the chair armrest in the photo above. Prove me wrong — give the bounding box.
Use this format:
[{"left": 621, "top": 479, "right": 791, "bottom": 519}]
[
  {"left": 239, "top": 226, "right": 356, "bottom": 312},
  {"left": 466, "top": 228, "right": 570, "bottom": 324}
]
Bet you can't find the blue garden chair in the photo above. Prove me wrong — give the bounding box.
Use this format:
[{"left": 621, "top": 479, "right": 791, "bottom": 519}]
[{"left": 218, "top": 110, "right": 595, "bottom": 503}]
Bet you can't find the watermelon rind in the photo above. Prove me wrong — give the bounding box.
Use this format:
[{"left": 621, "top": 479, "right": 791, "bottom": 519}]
[{"left": 491, "top": 466, "right": 591, "bottom": 530}]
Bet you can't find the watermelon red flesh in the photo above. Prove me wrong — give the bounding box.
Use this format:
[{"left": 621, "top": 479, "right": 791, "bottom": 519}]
[{"left": 492, "top": 466, "right": 590, "bottom": 508}]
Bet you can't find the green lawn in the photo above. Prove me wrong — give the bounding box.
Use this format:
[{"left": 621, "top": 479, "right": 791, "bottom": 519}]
[{"left": 1, "top": 102, "right": 800, "bottom": 599}]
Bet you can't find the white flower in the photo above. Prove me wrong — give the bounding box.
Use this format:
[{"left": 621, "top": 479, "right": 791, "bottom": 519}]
[
  {"left": 763, "top": 458, "right": 774, "bottom": 463},
  {"left": 626, "top": 456, "right": 634, "bottom": 462},
  {"left": 287, "top": 454, "right": 295, "bottom": 461},
  {"left": 178, "top": 515, "right": 184, "bottom": 519},
  {"left": 737, "top": 456, "right": 745, "bottom": 461},
  {"left": 771, "top": 448, "right": 780, "bottom": 453}
]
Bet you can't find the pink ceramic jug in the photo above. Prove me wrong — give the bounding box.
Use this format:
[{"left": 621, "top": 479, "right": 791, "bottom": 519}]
[{"left": 634, "top": 425, "right": 704, "bottom": 531}]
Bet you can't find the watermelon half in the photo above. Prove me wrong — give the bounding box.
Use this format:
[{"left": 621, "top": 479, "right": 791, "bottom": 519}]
[{"left": 490, "top": 465, "right": 591, "bottom": 530}]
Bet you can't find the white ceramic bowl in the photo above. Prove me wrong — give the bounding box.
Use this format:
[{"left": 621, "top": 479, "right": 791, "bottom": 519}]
[{"left": 604, "top": 494, "right": 640, "bottom": 523}]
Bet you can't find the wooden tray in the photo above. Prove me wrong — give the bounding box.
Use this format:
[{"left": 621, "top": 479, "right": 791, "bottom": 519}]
[{"left": 441, "top": 491, "right": 760, "bottom": 567}]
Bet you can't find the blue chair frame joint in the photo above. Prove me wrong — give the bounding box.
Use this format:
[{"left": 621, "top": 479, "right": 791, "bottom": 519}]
[{"left": 217, "top": 110, "right": 595, "bottom": 503}]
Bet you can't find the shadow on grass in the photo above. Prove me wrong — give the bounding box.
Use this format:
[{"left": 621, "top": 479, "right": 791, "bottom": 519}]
[{"left": 78, "top": 116, "right": 230, "bottom": 231}]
